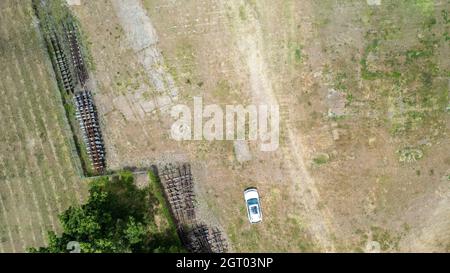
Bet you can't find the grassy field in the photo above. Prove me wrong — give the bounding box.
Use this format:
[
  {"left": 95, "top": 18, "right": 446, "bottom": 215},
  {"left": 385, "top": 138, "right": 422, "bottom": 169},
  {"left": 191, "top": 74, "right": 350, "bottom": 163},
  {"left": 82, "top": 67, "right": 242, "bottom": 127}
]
[
  {"left": 1, "top": 0, "right": 448, "bottom": 253},
  {"left": 140, "top": 0, "right": 450, "bottom": 252},
  {"left": 0, "top": 1, "right": 87, "bottom": 252}
]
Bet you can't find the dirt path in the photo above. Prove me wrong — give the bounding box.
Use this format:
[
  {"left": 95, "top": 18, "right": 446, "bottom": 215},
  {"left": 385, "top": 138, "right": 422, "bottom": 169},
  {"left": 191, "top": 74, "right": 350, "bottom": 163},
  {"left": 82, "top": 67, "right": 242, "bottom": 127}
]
[
  {"left": 221, "top": 0, "right": 336, "bottom": 252},
  {"left": 111, "top": 0, "right": 179, "bottom": 111}
]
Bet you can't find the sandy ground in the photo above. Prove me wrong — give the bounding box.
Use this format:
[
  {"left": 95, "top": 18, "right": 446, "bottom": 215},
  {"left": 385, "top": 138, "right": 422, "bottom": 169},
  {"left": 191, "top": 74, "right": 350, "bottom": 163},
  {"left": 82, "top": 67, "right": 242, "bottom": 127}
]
[
  {"left": 69, "top": 0, "right": 450, "bottom": 252},
  {"left": 221, "top": 0, "right": 336, "bottom": 251}
]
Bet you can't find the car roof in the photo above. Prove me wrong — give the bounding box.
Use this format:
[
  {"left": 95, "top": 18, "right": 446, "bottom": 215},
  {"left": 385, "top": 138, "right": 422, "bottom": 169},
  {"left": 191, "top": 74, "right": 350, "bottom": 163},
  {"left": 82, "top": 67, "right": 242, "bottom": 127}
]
[{"left": 244, "top": 189, "right": 259, "bottom": 200}]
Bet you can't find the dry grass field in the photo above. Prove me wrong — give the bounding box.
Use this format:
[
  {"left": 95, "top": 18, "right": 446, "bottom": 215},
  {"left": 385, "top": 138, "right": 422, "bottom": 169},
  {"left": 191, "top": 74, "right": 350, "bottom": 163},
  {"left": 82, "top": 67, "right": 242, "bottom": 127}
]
[
  {"left": 1, "top": 0, "right": 449, "bottom": 253},
  {"left": 69, "top": 0, "right": 319, "bottom": 252},
  {"left": 69, "top": 0, "right": 449, "bottom": 252},
  {"left": 0, "top": 1, "right": 87, "bottom": 252}
]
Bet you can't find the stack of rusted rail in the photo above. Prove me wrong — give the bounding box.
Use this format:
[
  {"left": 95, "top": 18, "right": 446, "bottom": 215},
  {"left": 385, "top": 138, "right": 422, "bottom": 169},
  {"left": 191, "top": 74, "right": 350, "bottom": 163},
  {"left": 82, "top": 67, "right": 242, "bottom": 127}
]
[
  {"left": 159, "top": 163, "right": 196, "bottom": 226},
  {"left": 64, "top": 22, "right": 89, "bottom": 86},
  {"left": 182, "top": 224, "right": 211, "bottom": 253},
  {"left": 181, "top": 224, "right": 228, "bottom": 253},
  {"left": 74, "top": 90, "right": 105, "bottom": 173},
  {"left": 32, "top": 0, "right": 106, "bottom": 176},
  {"left": 208, "top": 226, "right": 228, "bottom": 253},
  {"left": 49, "top": 32, "right": 74, "bottom": 93},
  {"left": 64, "top": 22, "right": 106, "bottom": 174},
  {"left": 158, "top": 163, "right": 228, "bottom": 253}
]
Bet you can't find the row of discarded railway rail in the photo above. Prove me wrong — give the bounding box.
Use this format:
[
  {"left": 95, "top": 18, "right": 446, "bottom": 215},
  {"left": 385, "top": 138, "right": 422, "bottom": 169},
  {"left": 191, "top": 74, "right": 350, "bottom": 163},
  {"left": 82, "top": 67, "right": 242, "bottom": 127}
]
[
  {"left": 35, "top": 1, "right": 107, "bottom": 174},
  {"left": 74, "top": 90, "right": 106, "bottom": 173},
  {"left": 158, "top": 163, "right": 228, "bottom": 253}
]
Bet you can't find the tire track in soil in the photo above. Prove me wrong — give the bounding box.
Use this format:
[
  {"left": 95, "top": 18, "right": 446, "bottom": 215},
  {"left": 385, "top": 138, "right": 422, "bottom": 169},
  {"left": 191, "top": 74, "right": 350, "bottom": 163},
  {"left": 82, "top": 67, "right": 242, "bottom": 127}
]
[
  {"left": 11, "top": 6, "right": 69, "bottom": 214},
  {"left": 11, "top": 6, "right": 83, "bottom": 217},
  {"left": 0, "top": 78, "right": 40, "bottom": 250},
  {"left": 0, "top": 76, "right": 46, "bottom": 247},
  {"left": 0, "top": 22, "right": 48, "bottom": 251},
  {"left": 24, "top": 3, "right": 84, "bottom": 201},
  {"left": 22, "top": 21, "right": 82, "bottom": 205},
  {"left": 30, "top": 8, "right": 86, "bottom": 203},
  {"left": 1, "top": 26, "right": 59, "bottom": 235},
  {"left": 0, "top": 158, "right": 19, "bottom": 252},
  {"left": 1, "top": 63, "right": 56, "bottom": 243},
  {"left": 36, "top": 65, "right": 84, "bottom": 203},
  {"left": 0, "top": 3, "right": 88, "bottom": 252}
]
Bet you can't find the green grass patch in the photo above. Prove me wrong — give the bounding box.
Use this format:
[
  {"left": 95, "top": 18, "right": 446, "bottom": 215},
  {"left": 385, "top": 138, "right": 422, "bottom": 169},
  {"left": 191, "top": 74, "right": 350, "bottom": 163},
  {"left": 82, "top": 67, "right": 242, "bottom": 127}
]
[
  {"left": 313, "top": 153, "right": 330, "bottom": 165},
  {"left": 370, "top": 226, "right": 402, "bottom": 251},
  {"left": 294, "top": 47, "right": 303, "bottom": 63},
  {"left": 239, "top": 5, "right": 247, "bottom": 21}
]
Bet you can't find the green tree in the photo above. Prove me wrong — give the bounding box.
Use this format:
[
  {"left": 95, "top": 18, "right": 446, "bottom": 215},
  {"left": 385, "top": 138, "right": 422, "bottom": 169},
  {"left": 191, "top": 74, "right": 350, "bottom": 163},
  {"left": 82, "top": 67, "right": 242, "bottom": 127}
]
[{"left": 29, "top": 171, "right": 184, "bottom": 253}]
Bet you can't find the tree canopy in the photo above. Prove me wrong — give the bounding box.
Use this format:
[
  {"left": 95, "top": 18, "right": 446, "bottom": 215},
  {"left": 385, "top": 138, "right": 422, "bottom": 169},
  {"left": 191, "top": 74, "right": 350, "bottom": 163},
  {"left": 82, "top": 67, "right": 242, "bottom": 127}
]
[{"left": 30, "top": 171, "right": 184, "bottom": 253}]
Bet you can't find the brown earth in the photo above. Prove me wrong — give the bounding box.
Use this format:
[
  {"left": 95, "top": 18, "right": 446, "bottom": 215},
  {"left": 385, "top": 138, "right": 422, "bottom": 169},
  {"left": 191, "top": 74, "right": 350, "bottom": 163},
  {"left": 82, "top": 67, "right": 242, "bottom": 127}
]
[{"left": 67, "top": 0, "right": 450, "bottom": 252}]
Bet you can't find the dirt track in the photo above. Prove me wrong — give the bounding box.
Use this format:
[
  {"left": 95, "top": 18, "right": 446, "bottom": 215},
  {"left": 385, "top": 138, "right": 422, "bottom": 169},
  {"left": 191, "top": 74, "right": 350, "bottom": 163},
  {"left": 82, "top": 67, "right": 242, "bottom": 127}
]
[{"left": 222, "top": 0, "right": 336, "bottom": 251}]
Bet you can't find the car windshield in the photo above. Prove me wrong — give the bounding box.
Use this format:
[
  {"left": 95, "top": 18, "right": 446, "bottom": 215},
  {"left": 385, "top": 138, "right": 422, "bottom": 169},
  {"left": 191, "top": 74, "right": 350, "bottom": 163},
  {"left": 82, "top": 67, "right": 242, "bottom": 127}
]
[{"left": 247, "top": 198, "right": 258, "bottom": 206}]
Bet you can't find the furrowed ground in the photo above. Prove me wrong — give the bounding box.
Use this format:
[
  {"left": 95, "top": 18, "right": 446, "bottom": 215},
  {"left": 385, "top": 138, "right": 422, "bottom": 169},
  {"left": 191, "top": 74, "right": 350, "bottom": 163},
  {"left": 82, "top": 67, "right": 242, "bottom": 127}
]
[{"left": 0, "top": 1, "right": 87, "bottom": 252}]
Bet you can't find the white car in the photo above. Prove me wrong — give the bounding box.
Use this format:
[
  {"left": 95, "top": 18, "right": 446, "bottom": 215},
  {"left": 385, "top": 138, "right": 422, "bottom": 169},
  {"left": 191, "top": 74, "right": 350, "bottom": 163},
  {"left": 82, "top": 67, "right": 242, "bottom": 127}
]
[{"left": 244, "top": 188, "right": 262, "bottom": 223}]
